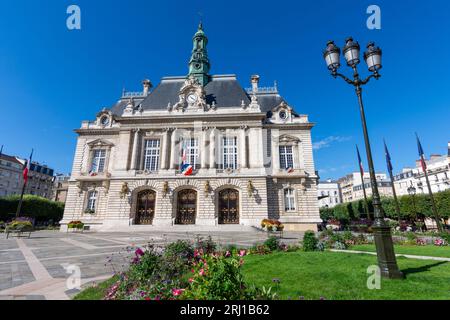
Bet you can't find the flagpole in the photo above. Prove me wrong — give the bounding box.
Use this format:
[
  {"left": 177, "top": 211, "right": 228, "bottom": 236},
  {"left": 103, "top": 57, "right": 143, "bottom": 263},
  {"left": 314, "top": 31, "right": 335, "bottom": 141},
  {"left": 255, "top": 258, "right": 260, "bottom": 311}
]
[
  {"left": 416, "top": 134, "right": 444, "bottom": 232},
  {"left": 356, "top": 145, "right": 371, "bottom": 221},
  {"left": 384, "top": 140, "right": 402, "bottom": 225},
  {"left": 16, "top": 149, "right": 33, "bottom": 218}
]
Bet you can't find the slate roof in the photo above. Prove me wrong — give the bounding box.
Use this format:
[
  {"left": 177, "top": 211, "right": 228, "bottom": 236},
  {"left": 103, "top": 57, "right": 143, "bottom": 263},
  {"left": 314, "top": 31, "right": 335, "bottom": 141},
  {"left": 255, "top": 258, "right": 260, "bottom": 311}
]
[
  {"left": 0, "top": 154, "right": 23, "bottom": 166},
  {"left": 110, "top": 74, "right": 294, "bottom": 116}
]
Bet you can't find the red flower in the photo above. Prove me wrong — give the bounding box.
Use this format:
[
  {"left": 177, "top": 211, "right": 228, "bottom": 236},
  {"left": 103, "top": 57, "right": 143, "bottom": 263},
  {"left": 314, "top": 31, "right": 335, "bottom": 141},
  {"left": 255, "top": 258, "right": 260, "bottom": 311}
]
[
  {"left": 135, "top": 248, "right": 145, "bottom": 256},
  {"left": 172, "top": 289, "right": 184, "bottom": 296}
]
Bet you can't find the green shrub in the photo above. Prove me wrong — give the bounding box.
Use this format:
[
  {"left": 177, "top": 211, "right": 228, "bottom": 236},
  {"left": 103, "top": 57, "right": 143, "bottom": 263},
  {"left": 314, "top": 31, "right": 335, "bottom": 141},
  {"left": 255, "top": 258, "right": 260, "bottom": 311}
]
[
  {"left": 164, "top": 240, "right": 194, "bottom": 262},
  {"left": 264, "top": 236, "right": 280, "bottom": 251},
  {"left": 195, "top": 235, "right": 217, "bottom": 254},
  {"left": 0, "top": 195, "right": 64, "bottom": 222},
  {"left": 182, "top": 254, "right": 248, "bottom": 300},
  {"left": 8, "top": 220, "right": 33, "bottom": 230},
  {"left": 302, "top": 231, "right": 318, "bottom": 252}
]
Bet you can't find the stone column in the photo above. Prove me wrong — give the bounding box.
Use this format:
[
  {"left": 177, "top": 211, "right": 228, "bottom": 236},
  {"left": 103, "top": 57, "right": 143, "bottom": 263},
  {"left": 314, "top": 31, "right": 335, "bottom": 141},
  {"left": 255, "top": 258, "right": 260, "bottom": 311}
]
[
  {"left": 201, "top": 129, "right": 208, "bottom": 169},
  {"left": 209, "top": 129, "right": 216, "bottom": 169},
  {"left": 160, "top": 129, "right": 169, "bottom": 170},
  {"left": 249, "top": 128, "right": 264, "bottom": 168},
  {"left": 240, "top": 127, "right": 248, "bottom": 169},
  {"left": 273, "top": 132, "right": 280, "bottom": 172},
  {"left": 130, "top": 129, "right": 140, "bottom": 170},
  {"left": 169, "top": 129, "right": 178, "bottom": 170}
]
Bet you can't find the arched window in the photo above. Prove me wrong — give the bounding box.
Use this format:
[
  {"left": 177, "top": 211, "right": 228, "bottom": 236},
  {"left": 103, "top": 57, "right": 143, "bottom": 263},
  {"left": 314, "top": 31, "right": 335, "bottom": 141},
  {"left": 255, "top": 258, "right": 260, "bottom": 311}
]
[{"left": 284, "top": 188, "right": 296, "bottom": 211}]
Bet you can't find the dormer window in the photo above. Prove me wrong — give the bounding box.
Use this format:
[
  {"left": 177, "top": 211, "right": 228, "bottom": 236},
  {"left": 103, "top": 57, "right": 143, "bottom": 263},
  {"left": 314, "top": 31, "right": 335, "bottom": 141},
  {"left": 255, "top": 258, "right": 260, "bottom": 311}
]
[
  {"left": 279, "top": 110, "right": 288, "bottom": 121},
  {"left": 100, "top": 116, "right": 109, "bottom": 127}
]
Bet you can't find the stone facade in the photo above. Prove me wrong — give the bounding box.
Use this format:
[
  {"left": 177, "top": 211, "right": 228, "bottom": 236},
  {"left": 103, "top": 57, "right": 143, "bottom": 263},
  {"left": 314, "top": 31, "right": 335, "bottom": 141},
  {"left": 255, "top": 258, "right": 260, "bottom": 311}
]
[{"left": 60, "top": 24, "right": 321, "bottom": 232}]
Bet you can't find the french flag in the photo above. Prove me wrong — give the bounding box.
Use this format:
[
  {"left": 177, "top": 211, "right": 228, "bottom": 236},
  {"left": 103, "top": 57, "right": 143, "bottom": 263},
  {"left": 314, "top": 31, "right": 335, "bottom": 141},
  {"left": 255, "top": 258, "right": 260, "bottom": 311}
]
[
  {"left": 356, "top": 145, "right": 365, "bottom": 176},
  {"left": 416, "top": 133, "right": 427, "bottom": 173},
  {"left": 23, "top": 150, "right": 33, "bottom": 185},
  {"left": 180, "top": 141, "right": 193, "bottom": 176}
]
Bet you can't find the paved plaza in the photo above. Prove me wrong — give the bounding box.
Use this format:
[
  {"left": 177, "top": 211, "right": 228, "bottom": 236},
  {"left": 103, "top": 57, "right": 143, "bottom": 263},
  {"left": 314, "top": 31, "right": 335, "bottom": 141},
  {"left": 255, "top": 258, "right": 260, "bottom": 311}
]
[{"left": 0, "top": 228, "right": 303, "bottom": 300}]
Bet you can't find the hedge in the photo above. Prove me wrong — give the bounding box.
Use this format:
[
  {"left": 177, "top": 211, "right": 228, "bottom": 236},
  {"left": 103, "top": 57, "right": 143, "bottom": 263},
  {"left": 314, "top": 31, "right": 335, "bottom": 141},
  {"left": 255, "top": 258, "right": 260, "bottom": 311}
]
[
  {"left": 0, "top": 195, "right": 64, "bottom": 223},
  {"left": 320, "top": 190, "right": 450, "bottom": 223}
]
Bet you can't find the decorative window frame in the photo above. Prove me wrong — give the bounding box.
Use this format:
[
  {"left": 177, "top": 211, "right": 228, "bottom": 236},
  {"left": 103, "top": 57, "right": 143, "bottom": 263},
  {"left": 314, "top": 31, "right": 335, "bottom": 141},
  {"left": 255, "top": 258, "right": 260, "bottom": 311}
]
[
  {"left": 180, "top": 137, "right": 201, "bottom": 170},
  {"left": 84, "top": 187, "right": 99, "bottom": 214},
  {"left": 219, "top": 135, "right": 239, "bottom": 171},
  {"left": 86, "top": 139, "right": 114, "bottom": 175},
  {"left": 278, "top": 134, "right": 301, "bottom": 171},
  {"left": 139, "top": 133, "right": 163, "bottom": 172},
  {"left": 141, "top": 138, "right": 161, "bottom": 172},
  {"left": 282, "top": 186, "right": 297, "bottom": 213}
]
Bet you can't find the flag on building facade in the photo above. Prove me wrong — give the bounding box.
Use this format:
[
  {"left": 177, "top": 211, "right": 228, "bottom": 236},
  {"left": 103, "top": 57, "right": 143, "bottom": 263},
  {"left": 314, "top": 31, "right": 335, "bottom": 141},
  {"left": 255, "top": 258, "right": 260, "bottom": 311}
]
[
  {"left": 416, "top": 134, "right": 427, "bottom": 173},
  {"left": 384, "top": 140, "right": 393, "bottom": 176},
  {"left": 180, "top": 140, "right": 193, "bottom": 176}
]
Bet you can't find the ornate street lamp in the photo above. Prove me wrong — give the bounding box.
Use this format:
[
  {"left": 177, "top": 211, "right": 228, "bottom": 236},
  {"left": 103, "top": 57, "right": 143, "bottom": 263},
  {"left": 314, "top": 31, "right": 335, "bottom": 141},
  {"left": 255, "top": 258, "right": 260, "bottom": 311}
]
[
  {"left": 323, "top": 38, "right": 403, "bottom": 279},
  {"left": 408, "top": 184, "right": 420, "bottom": 229}
]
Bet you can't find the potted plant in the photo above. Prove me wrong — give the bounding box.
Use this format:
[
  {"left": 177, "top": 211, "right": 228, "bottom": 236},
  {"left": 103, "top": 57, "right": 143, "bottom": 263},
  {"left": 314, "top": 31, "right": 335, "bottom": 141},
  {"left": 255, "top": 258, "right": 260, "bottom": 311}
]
[{"left": 68, "top": 221, "right": 85, "bottom": 231}]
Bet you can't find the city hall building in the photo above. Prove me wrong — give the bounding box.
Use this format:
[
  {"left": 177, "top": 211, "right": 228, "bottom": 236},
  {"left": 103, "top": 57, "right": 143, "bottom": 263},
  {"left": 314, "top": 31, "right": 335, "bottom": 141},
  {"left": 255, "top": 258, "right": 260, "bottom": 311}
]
[{"left": 61, "top": 24, "right": 321, "bottom": 231}]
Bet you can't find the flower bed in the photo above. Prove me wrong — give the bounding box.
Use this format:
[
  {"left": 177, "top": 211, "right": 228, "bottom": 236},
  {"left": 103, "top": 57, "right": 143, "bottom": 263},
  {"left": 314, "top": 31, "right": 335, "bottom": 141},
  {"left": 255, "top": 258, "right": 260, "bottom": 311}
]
[
  {"left": 261, "top": 219, "right": 284, "bottom": 232},
  {"left": 102, "top": 238, "right": 280, "bottom": 300}
]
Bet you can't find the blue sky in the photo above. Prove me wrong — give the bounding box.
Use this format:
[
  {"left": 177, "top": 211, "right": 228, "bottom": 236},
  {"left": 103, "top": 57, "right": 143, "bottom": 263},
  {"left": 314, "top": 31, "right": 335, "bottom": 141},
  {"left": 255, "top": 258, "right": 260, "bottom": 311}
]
[{"left": 0, "top": 0, "right": 449, "bottom": 179}]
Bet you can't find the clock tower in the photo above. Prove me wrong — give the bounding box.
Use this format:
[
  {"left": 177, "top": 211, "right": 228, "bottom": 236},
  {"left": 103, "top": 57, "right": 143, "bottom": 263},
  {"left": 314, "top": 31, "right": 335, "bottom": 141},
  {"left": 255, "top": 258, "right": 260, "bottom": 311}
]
[{"left": 188, "top": 22, "right": 210, "bottom": 87}]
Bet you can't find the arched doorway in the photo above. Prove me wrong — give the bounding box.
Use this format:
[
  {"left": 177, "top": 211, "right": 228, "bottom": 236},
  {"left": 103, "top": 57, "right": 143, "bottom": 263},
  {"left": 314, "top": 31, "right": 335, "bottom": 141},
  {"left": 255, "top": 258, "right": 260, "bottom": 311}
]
[
  {"left": 218, "top": 189, "right": 239, "bottom": 224},
  {"left": 176, "top": 189, "right": 197, "bottom": 225},
  {"left": 135, "top": 190, "right": 156, "bottom": 225}
]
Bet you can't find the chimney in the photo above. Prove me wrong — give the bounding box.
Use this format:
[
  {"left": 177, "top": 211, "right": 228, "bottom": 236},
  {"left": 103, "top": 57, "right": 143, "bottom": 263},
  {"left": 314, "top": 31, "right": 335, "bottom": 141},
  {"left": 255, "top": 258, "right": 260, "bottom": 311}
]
[
  {"left": 251, "top": 75, "right": 260, "bottom": 93},
  {"left": 142, "top": 79, "right": 152, "bottom": 96}
]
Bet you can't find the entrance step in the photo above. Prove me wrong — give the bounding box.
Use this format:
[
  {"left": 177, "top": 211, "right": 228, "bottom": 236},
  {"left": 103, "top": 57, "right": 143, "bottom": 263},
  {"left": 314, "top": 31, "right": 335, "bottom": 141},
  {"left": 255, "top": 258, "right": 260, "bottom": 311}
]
[{"left": 96, "top": 224, "right": 256, "bottom": 233}]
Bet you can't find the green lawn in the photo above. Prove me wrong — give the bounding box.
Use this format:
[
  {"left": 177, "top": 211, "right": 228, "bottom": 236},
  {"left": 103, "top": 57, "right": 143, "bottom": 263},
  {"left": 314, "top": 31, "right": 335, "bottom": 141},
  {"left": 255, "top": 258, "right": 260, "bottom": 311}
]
[
  {"left": 74, "top": 251, "right": 450, "bottom": 300},
  {"left": 74, "top": 276, "right": 118, "bottom": 300},
  {"left": 349, "top": 244, "right": 450, "bottom": 259},
  {"left": 241, "top": 251, "right": 450, "bottom": 300}
]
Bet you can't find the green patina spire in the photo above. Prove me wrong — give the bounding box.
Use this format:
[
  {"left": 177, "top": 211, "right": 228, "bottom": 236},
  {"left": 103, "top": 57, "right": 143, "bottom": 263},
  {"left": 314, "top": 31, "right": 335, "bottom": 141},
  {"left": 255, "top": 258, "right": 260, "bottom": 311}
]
[{"left": 188, "top": 22, "right": 210, "bottom": 86}]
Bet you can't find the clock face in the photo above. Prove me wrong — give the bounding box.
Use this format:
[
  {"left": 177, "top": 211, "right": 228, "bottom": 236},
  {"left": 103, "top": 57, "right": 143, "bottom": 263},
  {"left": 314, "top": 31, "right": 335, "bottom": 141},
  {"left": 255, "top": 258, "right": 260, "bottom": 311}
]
[{"left": 187, "top": 93, "right": 198, "bottom": 104}]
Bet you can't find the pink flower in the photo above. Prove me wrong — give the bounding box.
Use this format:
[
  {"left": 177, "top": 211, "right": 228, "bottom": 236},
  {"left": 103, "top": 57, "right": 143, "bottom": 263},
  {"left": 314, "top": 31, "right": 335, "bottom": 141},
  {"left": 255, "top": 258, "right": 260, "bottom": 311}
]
[
  {"left": 135, "top": 248, "right": 145, "bottom": 256},
  {"left": 172, "top": 289, "right": 184, "bottom": 296},
  {"left": 199, "top": 268, "right": 205, "bottom": 276},
  {"left": 225, "top": 251, "right": 231, "bottom": 257},
  {"left": 239, "top": 250, "right": 247, "bottom": 257},
  {"left": 188, "top": 278, "right": 194, "bottom": 283}
]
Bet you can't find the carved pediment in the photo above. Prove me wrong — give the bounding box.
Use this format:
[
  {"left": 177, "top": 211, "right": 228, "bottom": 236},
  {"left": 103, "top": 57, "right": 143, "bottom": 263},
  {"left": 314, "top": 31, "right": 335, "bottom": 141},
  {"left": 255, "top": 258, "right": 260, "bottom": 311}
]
[
  {"left": 272, "top": 101, "right": 293, "bottom": 113},
  {"left": 279, "top": 134, "right": 300, "bottom": 144},
  {"left": 87, "top": 139, "right": 114, "bottom": 148}
]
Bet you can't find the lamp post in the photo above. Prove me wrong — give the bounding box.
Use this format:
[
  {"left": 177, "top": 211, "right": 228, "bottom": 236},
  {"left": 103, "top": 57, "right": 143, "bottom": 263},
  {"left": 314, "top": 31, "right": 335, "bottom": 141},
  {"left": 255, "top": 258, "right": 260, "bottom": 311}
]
[
  {"left": 407, "top": 184, "right": 423, "bottom": 231},
  {"left": 323, "top": 38, "right": 403, "bottom": 279}
]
